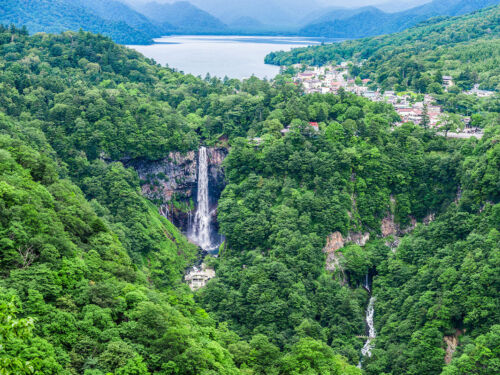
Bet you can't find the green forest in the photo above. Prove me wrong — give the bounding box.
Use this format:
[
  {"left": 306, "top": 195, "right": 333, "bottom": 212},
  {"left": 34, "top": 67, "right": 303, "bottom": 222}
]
[{"left": 0, "top": 6, "right": 499, "bottom": 375}]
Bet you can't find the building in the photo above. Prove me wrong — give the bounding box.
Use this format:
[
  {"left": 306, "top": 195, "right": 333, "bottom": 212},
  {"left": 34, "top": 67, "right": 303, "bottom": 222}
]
[
  {"left": 465, "top": 84, "right": 495, "bottom": 98},
  {"left": 185, "top": 264, "right": 215, "bottom": 291},
  {"left": 442, "top": 76, "right": 454, "bottom": 87},
  {"left": 309, "top": 122, "right": 320, "bottom": 130},
  {"left": 281, "top": 127, "right": 291, "bottom": 135}
]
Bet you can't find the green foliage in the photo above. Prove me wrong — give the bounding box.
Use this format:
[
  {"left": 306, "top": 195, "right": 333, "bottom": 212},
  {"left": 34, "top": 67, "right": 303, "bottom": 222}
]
[
  {"left": 299, "top": 1, "right": 499, "bottom": 39},
  {"left": 362, "top": 129, "right": 500, "bottom": 374},
  {"left": 0, "top": 113, "right": 242, "bottom": 373},
  {"left": 199, "top": 94, "right": 465, "bottom": 372},
  {"left": 0, "top": 296, "right": 63, "bottom": 374},
  {"left": 280, "top": 338, "right": 361, "bottom": 375},
  {"left": 0, "top": 20, "right": 498, "bottom": 375},
  {"left": 441, "top": 325, "right": 500, "bottom": 375}
]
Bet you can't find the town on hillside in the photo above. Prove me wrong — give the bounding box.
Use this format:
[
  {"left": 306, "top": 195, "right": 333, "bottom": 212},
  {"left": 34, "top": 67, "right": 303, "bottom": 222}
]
[{"left": 288, "top": 63, "right": 495, "bottom": 136}]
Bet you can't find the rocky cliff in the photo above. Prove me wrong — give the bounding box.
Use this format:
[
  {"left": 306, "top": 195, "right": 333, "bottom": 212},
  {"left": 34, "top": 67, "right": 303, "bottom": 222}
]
[
  {"left": 324, "top": 195, "right": 435, "bottom": 278},
  {"left": 129, "top": 147, "right": 227, "bottom": 235}
]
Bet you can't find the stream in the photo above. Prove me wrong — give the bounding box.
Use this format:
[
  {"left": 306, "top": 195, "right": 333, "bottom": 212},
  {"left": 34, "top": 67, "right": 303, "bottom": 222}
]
[{"left": 358, "top": 296, "right": 376, "bottom": 368}]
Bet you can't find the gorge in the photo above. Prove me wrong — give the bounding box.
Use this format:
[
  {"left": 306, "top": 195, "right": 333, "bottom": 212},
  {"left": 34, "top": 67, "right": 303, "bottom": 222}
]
[{"left": 0, "top": 16, "right": 498, "bottom": 374}]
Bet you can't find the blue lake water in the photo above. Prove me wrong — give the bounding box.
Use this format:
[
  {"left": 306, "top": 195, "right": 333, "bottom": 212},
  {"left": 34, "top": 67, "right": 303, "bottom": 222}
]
[{"left": 128, "top": 35, "right": 328, "bottom": 79}]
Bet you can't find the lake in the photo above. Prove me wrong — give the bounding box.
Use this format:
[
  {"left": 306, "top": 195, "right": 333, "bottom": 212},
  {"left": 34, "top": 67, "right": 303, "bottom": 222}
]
[{"left": 128, "top": 35, "right": 325, "bottom": 80}]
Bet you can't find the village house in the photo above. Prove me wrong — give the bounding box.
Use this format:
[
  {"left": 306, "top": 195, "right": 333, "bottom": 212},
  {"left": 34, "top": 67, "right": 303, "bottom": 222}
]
[
  {"left": 281, "top": 127, "right": 291, "bottom": 135},
  {"left": 309, "top": 122, "right": 320, "bottom": 130},
  {"left": 442, "top": 76, "right": 454, "bottom": 87}
]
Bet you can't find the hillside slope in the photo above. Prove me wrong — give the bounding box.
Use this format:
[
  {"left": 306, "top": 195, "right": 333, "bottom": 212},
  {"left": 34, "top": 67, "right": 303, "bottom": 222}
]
[{"left": 74, "top": 0, "right": 166, "bottom": 38}]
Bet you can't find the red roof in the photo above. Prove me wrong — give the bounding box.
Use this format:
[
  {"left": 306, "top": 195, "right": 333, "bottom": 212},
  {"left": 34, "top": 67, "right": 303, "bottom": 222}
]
[{"left": 309, "top": 122, "right": 319, "bottom": 127}]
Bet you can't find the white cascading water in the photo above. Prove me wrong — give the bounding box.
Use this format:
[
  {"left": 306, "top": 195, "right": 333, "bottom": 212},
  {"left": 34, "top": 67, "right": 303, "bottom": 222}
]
[
  {"left": 363, "top": 273, "right": 370, "bottom": 292},
  {"left": 191, "top": 146, "right": 213, "bottom": 250},
  {"left": 358, "top": 296, "right": 376, "bottom": 368}
]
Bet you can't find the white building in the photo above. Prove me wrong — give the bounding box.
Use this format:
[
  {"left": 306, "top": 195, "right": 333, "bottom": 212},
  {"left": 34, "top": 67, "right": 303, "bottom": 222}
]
[{"left": 185, "top": 264, "right": 216, "bottom": 291}]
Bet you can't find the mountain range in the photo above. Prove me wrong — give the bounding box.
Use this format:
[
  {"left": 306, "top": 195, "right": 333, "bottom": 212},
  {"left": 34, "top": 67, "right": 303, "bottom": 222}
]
[
  {"left": 0, "top": 0, "right": 498, "bottom": 43},
  {"left": 137, "top": 1, "right": 227, "bottom": 34},
  {"left": 300, "top": 0, "right": 500, "bottom": 38}
]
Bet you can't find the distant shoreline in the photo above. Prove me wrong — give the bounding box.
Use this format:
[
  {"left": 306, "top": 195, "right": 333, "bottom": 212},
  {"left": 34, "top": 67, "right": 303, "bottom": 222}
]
[{"left": 126, "top": 33, "right": 343, "bottom": 47}]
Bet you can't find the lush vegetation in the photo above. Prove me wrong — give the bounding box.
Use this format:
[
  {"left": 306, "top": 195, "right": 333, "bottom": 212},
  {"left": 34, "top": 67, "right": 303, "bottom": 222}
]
[
  {"left": 0, "top": 25, "right": 366, "bottom": 374},
  {"left": 0, "top": 11, "right": 499, "bottom": 375},
  {"left": 199, "top": 102, "right": 499, "bottom": 372},
  {"left": 365, "top": 124, "right": 500, "bottom": 374},
  {"left": 139, "top": 1, "right": 228, "bottom": 34},
  {"left": 0, "top": 0, "right": 234, "bottom": 45}
]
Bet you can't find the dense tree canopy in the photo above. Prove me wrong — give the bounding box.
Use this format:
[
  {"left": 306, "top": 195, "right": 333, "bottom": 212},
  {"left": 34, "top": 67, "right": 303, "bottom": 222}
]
[{"left": 0, "top": 16, "right": 498, "bottom": 375}]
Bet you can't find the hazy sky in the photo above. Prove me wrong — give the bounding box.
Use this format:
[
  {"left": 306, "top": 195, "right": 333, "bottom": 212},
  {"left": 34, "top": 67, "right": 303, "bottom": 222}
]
[
  {"left": 123, "top": 0, "right": 431, "bottom": 7},
  {"left": 318, "top": 0, "right": 429, "bottom": 6}
]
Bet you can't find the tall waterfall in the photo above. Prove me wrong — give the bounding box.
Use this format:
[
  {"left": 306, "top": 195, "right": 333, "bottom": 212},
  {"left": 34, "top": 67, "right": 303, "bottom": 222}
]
[
  {"left": 190, "top": 147, "right": 213, "bottom": 250},
  {"left": 358, "top": 296, "right": 376, "bottom": 367}
]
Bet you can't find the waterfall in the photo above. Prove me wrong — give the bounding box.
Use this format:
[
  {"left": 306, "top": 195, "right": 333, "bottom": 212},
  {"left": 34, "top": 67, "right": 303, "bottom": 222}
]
[
  {"left": 190, "top": 146, "right": 213, "bottom": 250},
  {"left": 358, "top": 296, "right": 376, "bottom": 368},
  {"left": 362, "top": 273, "right": 370, "bottom": 292}
]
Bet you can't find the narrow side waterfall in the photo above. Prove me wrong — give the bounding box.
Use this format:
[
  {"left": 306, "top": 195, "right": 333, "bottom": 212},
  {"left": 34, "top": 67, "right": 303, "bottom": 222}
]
[
  {"left": 362, "top": 273, "right": 370, "bottom": 292},
  {"left": 190, "top": 146, "right": 213, "bottom": 250},
  {"left": 358, "top": 296, "right": 376, "bottom": 368}
]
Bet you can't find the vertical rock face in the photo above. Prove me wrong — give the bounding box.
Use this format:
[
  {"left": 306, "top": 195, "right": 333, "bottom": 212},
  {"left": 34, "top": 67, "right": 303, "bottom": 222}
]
[
  {"left": 323, "top": 232, "right": 347, "bottom": 282},
  {"left": 347, "top": 232, "right": 370, "bottom": 246},
  {"left": 323, "top": 231, "right": 370, "bottom": 281},
  {"left": 381, "top": 214, "right": 398, "bottom": 238},
  {"left": 381, "top": 210, "right": 435, "bottom": 250},
  {"left": 129, "top": 147, "right": 227, "bottom": 237},
  {"left": 444, "top": 330, "right": 463, "bottom": 364}
]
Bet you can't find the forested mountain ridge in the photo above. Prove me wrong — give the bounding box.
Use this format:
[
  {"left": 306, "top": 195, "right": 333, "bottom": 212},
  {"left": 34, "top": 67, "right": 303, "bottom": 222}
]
[
  {"left": 72, "top": 0, "right": 167, "bottom": 40},
  {"left": 0, "top": 15, "right": 499, "bottom": 375},
  {"left": 0, "top": 0, "right": 231, "bottom": 44},
  {"left": 3, "top": 0, "right": 497, "bottom": 43},
  {"left": 138, "top": 1, "right": 228, "bottom": 34},
  {"left": 300, "top": 0, "right": 500, "bottom": 38},
  {"left": 0, "top": 0, "right": 160, "bottom": 44}
]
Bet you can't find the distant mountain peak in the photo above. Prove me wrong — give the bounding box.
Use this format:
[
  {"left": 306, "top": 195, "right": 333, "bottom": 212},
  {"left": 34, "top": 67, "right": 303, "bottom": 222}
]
[
  {"left": 300, "top": 0, "right": 500, "bottom": 38},
  {"left": 139, "top": 1, "right": 227, "bottom": 32}
]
